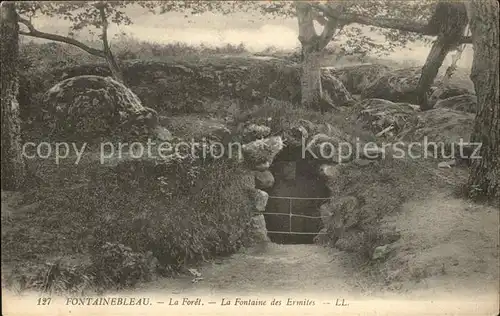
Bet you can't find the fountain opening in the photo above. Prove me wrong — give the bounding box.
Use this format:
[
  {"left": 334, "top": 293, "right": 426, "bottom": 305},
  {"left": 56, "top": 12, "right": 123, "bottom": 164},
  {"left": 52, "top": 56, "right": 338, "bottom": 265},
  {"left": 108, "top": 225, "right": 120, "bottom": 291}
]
[{"left": 263, "top": 153, "right": 330, "bottom": 244}]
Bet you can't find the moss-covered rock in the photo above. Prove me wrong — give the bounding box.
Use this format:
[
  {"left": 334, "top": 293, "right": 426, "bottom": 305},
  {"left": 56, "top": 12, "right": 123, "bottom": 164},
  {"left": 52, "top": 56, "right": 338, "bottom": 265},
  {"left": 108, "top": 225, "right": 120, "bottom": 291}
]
[
  {"left": 361, "top": 67, "right": 474, "bottom": 106},
  {"left": 242, "top": 136, "right": 284, "bottom": 168},
  {"left": 428, "top": 84, "right": 472, "bottom": 108},
  {"left": 42, "top": 75, "right": 170, "bottom": 142},
  {"left": 361, "top": 67, "right": 425, "bottom": 103}
]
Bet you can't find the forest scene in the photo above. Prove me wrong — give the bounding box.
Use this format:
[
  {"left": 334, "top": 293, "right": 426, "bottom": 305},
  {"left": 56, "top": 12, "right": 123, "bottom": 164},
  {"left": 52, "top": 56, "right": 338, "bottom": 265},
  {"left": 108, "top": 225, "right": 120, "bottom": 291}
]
[{"left": 1, "top": 1, "right": 498, "bottom": 314}]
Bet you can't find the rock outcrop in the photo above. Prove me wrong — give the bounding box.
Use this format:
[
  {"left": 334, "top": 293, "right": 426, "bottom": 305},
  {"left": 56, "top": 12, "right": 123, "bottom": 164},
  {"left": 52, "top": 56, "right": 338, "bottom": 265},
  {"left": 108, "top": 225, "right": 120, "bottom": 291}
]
[
  {"left": 428, "top": 84, "right": 473, "bottom": 108},
  {"left": 24, "top": 58, "right": 380, "bottom": 123},
  {"left": 361, "top": 67, "right": 475, "bottom": 107},
  {"left": 361, "top": 67, "right": 425, "bottom": 103}
]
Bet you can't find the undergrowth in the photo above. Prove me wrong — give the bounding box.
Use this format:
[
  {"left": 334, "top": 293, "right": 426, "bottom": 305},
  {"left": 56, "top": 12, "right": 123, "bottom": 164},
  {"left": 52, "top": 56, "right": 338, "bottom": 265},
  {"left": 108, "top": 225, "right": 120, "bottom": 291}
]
[{"left": 2, "top": 145, "right": 256, "bottom": 294}]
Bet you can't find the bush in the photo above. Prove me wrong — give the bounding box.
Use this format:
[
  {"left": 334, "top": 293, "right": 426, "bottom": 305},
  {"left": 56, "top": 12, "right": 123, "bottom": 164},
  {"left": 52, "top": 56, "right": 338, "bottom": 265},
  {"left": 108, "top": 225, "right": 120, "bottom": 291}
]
[
  {"left": 2, "top": 144, "right": 256, "bottom": 293},
  {"left": 85, "top": 152, "right": 255, "bottom": 265},
  {"left": 90, "top": 242, "right": 158, "bottom": 289},
  {"left": 4, "top": 259, "right": 94, "bottom": 294}
]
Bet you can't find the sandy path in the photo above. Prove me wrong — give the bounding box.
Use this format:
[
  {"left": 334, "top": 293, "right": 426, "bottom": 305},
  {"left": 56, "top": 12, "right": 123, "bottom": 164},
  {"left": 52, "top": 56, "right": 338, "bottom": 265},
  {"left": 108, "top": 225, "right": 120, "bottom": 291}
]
[
  {"left": 3, "top": 241, "right": 498, "bottom": 316},
  {"left": 132, "top": 243, "right": 359, "bottom": 296}
]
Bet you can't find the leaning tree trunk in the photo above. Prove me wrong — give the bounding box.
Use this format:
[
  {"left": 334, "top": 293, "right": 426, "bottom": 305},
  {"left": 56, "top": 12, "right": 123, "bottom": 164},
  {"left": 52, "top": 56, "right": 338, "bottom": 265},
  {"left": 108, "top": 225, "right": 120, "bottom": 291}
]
[
  {"left": 416, "top": 35, "right": 456, "bottom": 109},
  {"left": 1, "top": 2, "right": 26, "bottom": 190},
  {"left": 466, "top": 0, "right": 499, "bottom": 202},
  {"left": 416, "top": 1, "right": 469, "bottom": 109}
]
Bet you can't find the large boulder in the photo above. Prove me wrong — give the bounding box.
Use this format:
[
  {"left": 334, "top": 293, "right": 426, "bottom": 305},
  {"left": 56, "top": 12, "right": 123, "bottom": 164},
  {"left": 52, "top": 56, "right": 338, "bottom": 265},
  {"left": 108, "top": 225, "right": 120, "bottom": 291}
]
[
  {"left": 42, "top": 75, "right": 171, "bottom": 142},
  {"left": 428, "top": 84, "right": 473, "bottom": 108},
  {"left": 434, "top": 94, "right": 477, "bottom": 114},
  {"left": 360, "top": 67, "right": 467, "bottom": 105},
  {"left": 361, "top": 67, "right": 424, "bottom": 103},
  {"left": 254, "top": 170, "right": 275, "bottom": 190},
  {"left": 361, "top": 67, "right": 475, "bottom": 106},
  {"left": 319, "top": 159, "right": 419, "bottom": 255},
  {"left": 324, "top": 64, "right": 390, "bottom": 94},
  {"left": 355, "top": 98, "right": 420, "bottom": 137}
]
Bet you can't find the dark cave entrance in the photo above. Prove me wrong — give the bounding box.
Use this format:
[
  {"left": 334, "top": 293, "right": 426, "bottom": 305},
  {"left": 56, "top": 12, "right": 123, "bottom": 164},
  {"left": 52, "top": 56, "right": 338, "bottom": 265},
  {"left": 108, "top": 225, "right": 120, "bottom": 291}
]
[{"left": 263, "top": 148, "right": 330, "bottom": 244}]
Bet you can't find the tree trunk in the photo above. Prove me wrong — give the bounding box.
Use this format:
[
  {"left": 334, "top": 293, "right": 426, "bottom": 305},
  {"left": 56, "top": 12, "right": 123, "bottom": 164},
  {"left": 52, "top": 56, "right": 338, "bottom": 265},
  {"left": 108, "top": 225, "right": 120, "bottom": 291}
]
[
  {"left": 104, "top": 50, "right": 125, "bottom": 84},
  {"left": 1, "top": 2, "right": 26, "bottom": 190},
  {"left": 416, "top": 35, "right": 455, "bottom": 109},
  {"left": 296, "top": 2, "right": 322, "bottom": 110},
  {"left": 415, "top": 1, "right": 469, "bottom": 109},
  {"left": 97, "top": 2, "right": 125, "bottom": 84},
  {"left": 301, "top": 50, "right": 323, "bottom": 111},
  {"left": 295, "top": 2, "right": 342, "bottom": 111},
  {"left": 466, "top": 0, "right": 500, "bottom": 202}
]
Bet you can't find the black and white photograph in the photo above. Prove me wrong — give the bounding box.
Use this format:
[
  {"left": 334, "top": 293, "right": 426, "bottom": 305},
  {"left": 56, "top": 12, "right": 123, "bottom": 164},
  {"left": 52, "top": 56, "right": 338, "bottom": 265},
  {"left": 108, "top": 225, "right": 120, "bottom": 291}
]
[{"left": 1, "top": 1, "right": 499, "bottom": 315}]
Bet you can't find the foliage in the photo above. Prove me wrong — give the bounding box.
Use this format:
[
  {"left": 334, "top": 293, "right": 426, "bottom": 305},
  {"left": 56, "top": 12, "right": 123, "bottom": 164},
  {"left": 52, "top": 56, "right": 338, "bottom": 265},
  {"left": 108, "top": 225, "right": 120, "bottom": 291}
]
[
  {"left": 16, "top": 1, "right": 442, "bottom": 61},
  {"left": 195, "top": 1, "right": 440, "bottom": 55},
  {"left": 2, "top": 146, "right": 255, "bottom": 293},
  {"left": 90, "top": 242, "right": 158, "bottom": 289},
  {"left": 16, "top": 2, "right": 136, "bottom": 38},
  {"left": 202, "top": 0, "right": 454, "bottom": 57}
]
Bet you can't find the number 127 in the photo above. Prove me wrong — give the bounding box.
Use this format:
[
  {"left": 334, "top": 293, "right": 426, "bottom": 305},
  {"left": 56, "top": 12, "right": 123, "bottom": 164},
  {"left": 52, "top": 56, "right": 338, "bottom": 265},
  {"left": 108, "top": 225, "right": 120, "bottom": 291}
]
[{"left": 37, "top": 298, "right": 52, "bottom": 305}]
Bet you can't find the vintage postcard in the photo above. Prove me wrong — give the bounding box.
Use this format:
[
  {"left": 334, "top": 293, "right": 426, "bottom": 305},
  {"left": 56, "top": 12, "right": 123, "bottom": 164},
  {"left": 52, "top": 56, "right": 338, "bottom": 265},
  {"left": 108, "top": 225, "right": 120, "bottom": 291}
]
[{"left": 1, "top": 1, "right": 499, "bottom": 315}]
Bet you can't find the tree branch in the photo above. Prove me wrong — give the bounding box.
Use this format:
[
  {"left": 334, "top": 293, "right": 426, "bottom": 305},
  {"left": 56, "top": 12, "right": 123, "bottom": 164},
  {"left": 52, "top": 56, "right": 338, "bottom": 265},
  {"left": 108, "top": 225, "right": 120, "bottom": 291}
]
[
  {"left": 311, "top": 9, "right": 327, "bottom": 26},
  {"left": 17, "top": 16, "right": 106, "bottom": 58},
  {"left": 317, "top": 15, "right": 342, "bottom": 50},
  {"left": 311, "top": 3, "right": 343, "bottom": 20},
  {"left": 311, "top": 3, "right": 345, "bottom": 50},
  {"left": 313, "top": 6, "right": 473, "bottom": 45},
  {"left": 340, "top": 13, "right": 433, "bottom": 34},
  {"left": 96, "top": 2, "right": 110, "bottom": 53}
]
